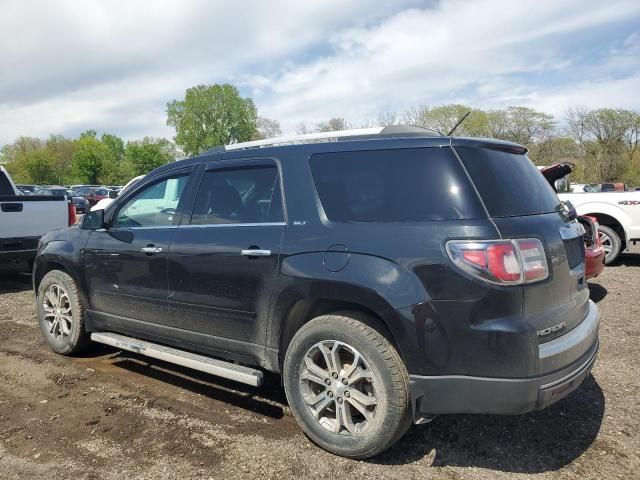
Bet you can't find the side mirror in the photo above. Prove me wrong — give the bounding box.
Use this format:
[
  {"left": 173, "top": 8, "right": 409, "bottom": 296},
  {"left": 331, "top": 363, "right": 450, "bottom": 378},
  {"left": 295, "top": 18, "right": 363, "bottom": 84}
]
[{"left": 82, "top": 209, "right": 105, "bottom": 230}]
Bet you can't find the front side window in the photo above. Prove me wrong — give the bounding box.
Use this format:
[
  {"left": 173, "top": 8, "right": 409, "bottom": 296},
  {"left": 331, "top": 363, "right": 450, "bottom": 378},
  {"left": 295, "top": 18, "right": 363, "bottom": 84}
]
[
  {"left": 113, "top": 174, "right": 188, "bottom": 227},
  {"left": 190, "top": 165, "right": 283, "bottom": 225}
]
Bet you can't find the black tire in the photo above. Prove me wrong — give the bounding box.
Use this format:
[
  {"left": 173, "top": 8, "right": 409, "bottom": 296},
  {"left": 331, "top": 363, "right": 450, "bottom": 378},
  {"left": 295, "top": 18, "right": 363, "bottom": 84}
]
[
  {"left": 36, "top": 270, "right": 89, "bottom": 355},
  {"left": 598, "top": 225, "right": 621, "bottom": 265},
  {"left": 283, "top": 312, "right": 412, "bottom": 459}
]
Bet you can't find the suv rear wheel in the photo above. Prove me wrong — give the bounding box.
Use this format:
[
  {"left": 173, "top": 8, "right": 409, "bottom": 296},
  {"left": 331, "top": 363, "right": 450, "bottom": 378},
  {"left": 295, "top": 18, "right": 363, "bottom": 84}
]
[
  {"left": 283, "top": 312, "right": 411, "bottom": 458},
  {"left": 36, "top": 270, "right": 89, "bottom": 355}
]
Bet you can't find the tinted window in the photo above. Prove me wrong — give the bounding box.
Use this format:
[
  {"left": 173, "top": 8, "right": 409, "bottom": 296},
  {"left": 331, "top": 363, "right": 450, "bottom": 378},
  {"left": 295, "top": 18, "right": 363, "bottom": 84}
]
[
  {"left": 191, "top": 166, "right": 283, "bottom": 225},
  {"left": 309, "top": 148, "right": 483, "bottom": 222},
  {"left": 0, "top": 172, "right": 14, "bottom": 195},
  {"left": 114, "top": 174, "right": 188, "bottom": 227},
  {"left": 456, "top": 147, "right": 561, "bottom": 217},
  {"left": 50, "top": 189, "right": 67, "bottom": 195}
]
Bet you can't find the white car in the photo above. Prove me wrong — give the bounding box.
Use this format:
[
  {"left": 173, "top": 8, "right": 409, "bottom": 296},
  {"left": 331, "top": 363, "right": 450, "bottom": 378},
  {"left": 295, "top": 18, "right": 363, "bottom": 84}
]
[
  {"left": 546, "top": 164, "right": 640, "bottom": 264},
  {"left": 91, "top": 175, "right": 145, "bottom": 212}
]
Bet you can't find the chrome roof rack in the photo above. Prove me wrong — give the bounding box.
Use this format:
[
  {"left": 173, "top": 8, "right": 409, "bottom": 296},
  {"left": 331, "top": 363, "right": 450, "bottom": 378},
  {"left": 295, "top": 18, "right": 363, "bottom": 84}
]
[{"left": 224, "top": 125, "right": 437, "bottom": 151}]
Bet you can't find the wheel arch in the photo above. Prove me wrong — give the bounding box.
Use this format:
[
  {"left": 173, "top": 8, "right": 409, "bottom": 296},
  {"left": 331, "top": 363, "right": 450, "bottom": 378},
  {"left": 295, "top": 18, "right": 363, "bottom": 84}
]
[
  {"left": 583, "top": 212, "right": 626, "bottom": 248},
  {"left": 33, "top": 251, "right": 89, "bottom": 309}
]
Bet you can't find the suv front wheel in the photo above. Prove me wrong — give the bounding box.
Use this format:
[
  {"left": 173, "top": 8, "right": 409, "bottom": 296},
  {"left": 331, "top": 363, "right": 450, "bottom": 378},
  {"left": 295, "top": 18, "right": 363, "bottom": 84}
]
[
  {"left": 283, "top": 312, "right": 411, "bottom": 458},
  {"left": 36, "top": 270, "right": 89, "bottom": 355}
]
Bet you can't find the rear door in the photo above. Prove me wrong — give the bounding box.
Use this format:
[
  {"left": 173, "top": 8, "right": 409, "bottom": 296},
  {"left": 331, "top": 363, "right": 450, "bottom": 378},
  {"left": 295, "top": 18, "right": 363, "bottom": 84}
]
[
  {"left": 167, "top": 160, "right": 286, "bottom": 358},
  {"left": 456, "top": 146, "right": 589, "bottom": 342}
]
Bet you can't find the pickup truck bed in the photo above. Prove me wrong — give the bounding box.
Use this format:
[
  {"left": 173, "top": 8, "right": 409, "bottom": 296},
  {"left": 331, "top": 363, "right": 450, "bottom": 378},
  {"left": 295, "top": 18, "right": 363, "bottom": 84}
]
[
  {"left": 1, "top": 167, "right": 73, "bottom": 271},
  {"left": 1, "top": 194, "right": 71, "bottom": 269}
]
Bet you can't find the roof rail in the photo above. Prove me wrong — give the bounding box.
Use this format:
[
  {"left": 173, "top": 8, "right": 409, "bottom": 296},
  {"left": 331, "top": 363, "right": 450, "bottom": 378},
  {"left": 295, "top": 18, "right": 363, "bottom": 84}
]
[{"left": 224, "top": 125, "right": 437, "bottom": 151}]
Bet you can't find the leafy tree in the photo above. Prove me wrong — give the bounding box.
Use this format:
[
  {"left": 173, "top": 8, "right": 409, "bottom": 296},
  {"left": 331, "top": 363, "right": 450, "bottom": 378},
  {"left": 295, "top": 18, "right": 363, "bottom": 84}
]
[
  {"left": 20, "top": 149, "right": 57, "bottom": 184},
  {"left": 72, "top": 136, "right": 111, "bottom": 184},
  {"left": 79, "top": 129, "right": 98, "bottom": 139},
  {"left": 503, "top": 106, "right": 555, "bottom": 146},
  {"left": 45, "top": 135, "right": 75, "bottom": 185},
  {"left": 101, "top": 133, "right": 125, "bottom": 163},
  {"left": 1, "top": 136, "right": 46, "bottom": 183},
  {"left": 166, "top": 84, "right": 258, "bottom": 155},
  {"left": 566, "top": 107, "right": 636, "bottom": 182},
  {"left": 402, "top": 104, "right": 489, "bottom": 137},
  {"left": 125, "top": 137, "right": 177, "bottom": 176}
]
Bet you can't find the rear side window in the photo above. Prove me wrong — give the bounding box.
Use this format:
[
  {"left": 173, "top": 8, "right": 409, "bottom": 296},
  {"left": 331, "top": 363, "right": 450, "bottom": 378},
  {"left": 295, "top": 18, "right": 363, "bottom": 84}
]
[
  {"left": 309, "top": 148, "right": 484, "bottom": 222},
  {"left": 190, "top": 165, "right": 283, "bottom": 225},
  {"left": 456, "top": 147, "right": 561, "bottom": 217}
]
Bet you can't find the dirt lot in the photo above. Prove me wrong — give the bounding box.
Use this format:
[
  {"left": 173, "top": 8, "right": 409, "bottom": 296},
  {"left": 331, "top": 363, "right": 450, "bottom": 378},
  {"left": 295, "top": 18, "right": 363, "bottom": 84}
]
[{"left": 0, "top": 252, "right": 639, "bottom": 480}]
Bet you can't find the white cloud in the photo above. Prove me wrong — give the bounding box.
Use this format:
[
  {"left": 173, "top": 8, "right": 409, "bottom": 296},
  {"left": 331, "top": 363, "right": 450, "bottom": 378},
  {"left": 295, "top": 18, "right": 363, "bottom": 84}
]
[{"left": 0, "top": 0, "right": 639, "bottom": 144}]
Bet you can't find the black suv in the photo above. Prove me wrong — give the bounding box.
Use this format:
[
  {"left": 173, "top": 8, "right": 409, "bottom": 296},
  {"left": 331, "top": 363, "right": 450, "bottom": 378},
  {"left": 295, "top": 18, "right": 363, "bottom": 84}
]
[{"left": 33, "top": 127, "right": 600, "bottom": 458}]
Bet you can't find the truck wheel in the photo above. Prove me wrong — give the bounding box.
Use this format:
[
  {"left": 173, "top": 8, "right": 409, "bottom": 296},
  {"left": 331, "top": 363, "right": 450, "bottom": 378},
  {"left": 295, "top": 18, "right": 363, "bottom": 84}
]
[
  {"left": 598, "top": 225, "right": 621, "bottom": 265},
  {"left": 36, "top": 270, "right": 89, "bottom": 355},
  {"left": 283, "top": 312, "right": 411, "bottom": 459}
]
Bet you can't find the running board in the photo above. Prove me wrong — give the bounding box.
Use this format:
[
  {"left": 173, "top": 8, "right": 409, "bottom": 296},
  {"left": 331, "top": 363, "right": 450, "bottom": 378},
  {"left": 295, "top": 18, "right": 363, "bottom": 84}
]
[{"left": 90, "top": 332, "right": 264, "bottom": 387}]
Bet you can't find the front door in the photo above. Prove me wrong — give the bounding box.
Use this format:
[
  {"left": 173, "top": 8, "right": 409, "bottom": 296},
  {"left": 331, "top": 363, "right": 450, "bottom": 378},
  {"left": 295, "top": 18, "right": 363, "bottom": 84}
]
[
  {"left": 84, "top": 171, "right": 192, "bottom": 329},
  {"left": 167, "top": 161, "right": 286, "bottom": 358}
]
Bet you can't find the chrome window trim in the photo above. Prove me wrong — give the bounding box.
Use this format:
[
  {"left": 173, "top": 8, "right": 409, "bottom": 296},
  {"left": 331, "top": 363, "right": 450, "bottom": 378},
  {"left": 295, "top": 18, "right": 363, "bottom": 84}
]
[
  {"left": 178, "top": 222, "right": 286, "bottom": 229},
  {"left": 107, "top": 225, "right": 179, "bottom": 231}
]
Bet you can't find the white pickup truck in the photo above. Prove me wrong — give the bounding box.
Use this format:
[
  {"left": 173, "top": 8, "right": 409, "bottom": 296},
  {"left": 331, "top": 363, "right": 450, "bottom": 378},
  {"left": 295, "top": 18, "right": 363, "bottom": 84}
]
[
  {"left": 0, "top": 166, "right": 75, "bottom": 271},
  {"left": 544, "top": 163, "right": 640, "bottom": 264}
]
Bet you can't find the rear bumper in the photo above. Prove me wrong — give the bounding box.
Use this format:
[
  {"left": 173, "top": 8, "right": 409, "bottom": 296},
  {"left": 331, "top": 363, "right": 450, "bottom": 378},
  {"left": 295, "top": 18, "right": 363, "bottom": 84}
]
[
  {"left": 0, "top": 236, "right": 39, "bottom": 266},
  {"left": 410, "top": 300, "right": 600, "bottom": 418},
  {"left": 585, "top": 245, "right": 605, "bottom": 279}
]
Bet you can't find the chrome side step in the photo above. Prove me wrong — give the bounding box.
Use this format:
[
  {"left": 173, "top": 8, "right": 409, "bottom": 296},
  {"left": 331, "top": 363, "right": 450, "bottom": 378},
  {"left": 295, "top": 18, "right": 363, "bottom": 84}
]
[{"left": 90, "top": 332, "right": 264, "bottom": 387}]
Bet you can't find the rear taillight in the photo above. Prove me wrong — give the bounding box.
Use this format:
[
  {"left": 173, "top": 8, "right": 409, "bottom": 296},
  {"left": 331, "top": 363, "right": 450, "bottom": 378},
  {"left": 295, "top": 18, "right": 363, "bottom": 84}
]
[
  {"left": 446, "top": 239, "right": 549, "bottom": 285},
  {"left": 67, "top": 199, "right": 76, "bottom": 226}
]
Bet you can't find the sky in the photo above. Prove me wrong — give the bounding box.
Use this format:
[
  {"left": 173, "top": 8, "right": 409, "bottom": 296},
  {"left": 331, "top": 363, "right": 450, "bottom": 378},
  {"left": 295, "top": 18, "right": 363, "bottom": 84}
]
[{"left": 1, "top": 0, "right": 639, "bottom": 145}]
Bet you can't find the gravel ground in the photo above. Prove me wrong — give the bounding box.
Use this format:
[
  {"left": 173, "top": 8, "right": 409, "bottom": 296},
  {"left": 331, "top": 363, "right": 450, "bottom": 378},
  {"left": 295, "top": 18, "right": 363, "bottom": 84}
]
[{"left": 0, "top": 250, "right": 639, "bottom": 480}]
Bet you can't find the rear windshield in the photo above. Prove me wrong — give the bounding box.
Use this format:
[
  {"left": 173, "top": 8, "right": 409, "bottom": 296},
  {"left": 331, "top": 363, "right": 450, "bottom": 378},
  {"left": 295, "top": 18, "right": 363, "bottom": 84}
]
[
  {"left": 456, "top": 146, "right": 562, "bottom": 217},
  {"left": 309, "top": 147, "right": 484, "bottom": 222}
]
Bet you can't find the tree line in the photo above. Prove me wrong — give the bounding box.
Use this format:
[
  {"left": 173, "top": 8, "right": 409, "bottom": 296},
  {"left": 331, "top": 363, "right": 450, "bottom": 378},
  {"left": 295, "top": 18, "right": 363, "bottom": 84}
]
[{"left": 2, "top": 83, "right": 638, "bottom": 186}]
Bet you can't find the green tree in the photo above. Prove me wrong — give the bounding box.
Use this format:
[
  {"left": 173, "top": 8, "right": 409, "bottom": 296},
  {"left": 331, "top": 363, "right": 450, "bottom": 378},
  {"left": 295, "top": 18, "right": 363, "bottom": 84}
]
[
  {"left": 1, "top": 136, "right": 47, "bottom": 183},
  {"left": 166, "top": 83, "right": 258, "bottom": 155},
  {"left": 73, "top": 136, "right": 111, "bottom": 184},
  {"left": 45, "top": 134, "right": 75, "bottom": 185},
  {"left": 503, "top": 106, "right": 555, "bottom": 146},
  {"left": 101, "top": 133, "right": 125, "bottom": 163},
  {"left": 20, "top": 149, "right": 57, "bottom": 184},
  {"left": 402, "top": 104, "right": 490, "bottom": 137},
  {"left": 125, "top": 137, "right": 177, "bottom": 176}
]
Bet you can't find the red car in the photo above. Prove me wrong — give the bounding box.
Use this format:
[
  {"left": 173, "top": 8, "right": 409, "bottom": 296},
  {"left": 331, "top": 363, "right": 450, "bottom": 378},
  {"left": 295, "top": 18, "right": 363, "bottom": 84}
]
[
  {"left": 73, "top": 186, "right": 109, "bottom": 206},
  {"left": 541, "top": 163, "right": 605, "bottom": 279}
]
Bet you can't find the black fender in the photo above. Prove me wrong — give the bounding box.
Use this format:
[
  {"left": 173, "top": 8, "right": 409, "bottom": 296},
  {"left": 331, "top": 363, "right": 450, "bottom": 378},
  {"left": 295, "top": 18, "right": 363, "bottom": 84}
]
[{"left": 33, "top": 228, "right": 91, "bottom": 310}]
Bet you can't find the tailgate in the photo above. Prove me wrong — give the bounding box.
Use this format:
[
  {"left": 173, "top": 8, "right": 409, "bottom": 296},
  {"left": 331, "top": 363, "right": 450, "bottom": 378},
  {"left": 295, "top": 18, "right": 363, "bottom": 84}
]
[
  {"left": 493, "top": 213, "right": 589, "bottom": 343},
  {"left": 455, "top": 145, "right": 590, "bottom": 344}
]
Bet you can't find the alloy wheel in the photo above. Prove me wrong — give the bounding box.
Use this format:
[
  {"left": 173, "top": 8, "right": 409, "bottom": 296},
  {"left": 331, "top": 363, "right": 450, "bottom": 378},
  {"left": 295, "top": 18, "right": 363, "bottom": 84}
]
[
  {"left": 299, "top": 340, "right": 378, "bottom": 436},
  {"left": 42, "top": 284, "right": 73, "bottom": 341}
]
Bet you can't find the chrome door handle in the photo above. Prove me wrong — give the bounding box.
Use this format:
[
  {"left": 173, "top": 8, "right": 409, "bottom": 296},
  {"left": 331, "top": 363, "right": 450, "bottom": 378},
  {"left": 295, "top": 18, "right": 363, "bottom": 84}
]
[
  {"left": 141, "top": 246, "right": 162, "bottom": 254},
  {"left": 241, "top": 249, "right": 271, "bottom": 257}
]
